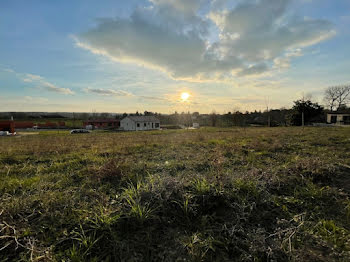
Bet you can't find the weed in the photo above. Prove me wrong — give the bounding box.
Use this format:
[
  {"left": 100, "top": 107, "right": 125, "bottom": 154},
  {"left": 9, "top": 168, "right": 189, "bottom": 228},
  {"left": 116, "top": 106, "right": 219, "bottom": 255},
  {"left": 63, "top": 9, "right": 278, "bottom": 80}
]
[
  {"left": 123, "top": 182, "right": 154, "bottom": 222},
  {"left": 191, "top": 178, "right": 211, "bottom": 195}
]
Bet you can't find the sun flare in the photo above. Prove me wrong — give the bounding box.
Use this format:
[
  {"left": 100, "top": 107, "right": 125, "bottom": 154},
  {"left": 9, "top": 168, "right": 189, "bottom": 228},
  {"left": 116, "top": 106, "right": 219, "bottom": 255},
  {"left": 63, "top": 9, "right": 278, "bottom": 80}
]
[{"left": 181, "top": 92, "right": 190, "bottom": 101}]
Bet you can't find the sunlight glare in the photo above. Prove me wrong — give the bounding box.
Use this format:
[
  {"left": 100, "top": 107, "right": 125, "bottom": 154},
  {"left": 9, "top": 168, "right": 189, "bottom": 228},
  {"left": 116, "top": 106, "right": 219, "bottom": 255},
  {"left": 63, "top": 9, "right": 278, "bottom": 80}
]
[{"left": 181, "top": 92, "right": 190, "bottom": 101}]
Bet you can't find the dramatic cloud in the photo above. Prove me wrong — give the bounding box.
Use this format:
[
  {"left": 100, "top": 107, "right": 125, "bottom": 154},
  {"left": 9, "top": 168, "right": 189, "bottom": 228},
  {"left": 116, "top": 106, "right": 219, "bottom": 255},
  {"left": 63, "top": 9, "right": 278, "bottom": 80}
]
[
  {"left": 84, "top": 87, "right": 132, "bottom": 96},
  {"left": 22, "top": 73, "right": 74, "bottom": 95},
  {"left": 77, "top": 0, "right": 335, "bottom": 81}
]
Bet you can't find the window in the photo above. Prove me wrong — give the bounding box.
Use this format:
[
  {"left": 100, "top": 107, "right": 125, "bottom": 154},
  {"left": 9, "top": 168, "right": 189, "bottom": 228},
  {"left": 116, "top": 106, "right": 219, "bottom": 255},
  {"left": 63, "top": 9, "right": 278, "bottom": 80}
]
[
  {"left": 331, "top": 115, "right": 337, "bottom": 124},
  {"left": 152, "top": 123, "right": 154, "bottom": 128},
  {"left": 155, "top": 123, "right": 159, "bottom": 128},
  {"left": 144, "top": 123, "right": 146, "bottom": 127},
  {"left": 137, "top": 123, "right": 140, "bottom": 127}
]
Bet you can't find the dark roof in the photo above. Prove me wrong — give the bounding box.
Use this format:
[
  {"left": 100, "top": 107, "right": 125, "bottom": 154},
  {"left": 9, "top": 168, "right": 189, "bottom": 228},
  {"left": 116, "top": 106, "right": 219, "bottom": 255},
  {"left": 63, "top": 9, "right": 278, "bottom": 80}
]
[
  {"left": 327, "top": 111, "right": 350, "bottom": 115},
  {"left": 125, "top": 116, "right": 160, "bottom": 122},
  {"left": 85, "top": 119, "right": 119, "bottom": 123}
]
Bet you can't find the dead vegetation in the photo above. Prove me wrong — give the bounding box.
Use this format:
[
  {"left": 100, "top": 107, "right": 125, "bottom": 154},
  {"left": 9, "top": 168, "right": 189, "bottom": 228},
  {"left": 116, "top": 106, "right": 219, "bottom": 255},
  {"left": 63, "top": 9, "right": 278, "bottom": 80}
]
[{"left": 0, "top": 127, "right": 350, "bottom": 261}]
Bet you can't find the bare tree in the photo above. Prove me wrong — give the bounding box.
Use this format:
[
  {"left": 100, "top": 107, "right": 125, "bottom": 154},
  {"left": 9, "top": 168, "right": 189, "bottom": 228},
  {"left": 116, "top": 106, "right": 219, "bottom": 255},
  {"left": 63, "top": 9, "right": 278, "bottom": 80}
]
[
  {"left": 324, "top": 85, "right": 350, "bottom": 111},
  {"left": 335, "top": 85, "right": 350, "bottom": 110}
]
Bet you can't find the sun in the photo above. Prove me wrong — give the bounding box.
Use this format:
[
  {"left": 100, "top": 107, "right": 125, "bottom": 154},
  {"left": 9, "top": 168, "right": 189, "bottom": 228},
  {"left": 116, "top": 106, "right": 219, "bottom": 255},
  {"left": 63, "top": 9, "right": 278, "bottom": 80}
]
[{"left": 181, "top": 92, "right": 190, "bottom": 101}]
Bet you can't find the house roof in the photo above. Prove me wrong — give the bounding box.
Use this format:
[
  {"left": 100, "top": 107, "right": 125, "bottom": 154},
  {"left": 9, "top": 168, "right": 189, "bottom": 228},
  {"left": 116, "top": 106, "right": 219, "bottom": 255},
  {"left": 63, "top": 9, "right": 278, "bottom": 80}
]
[
  {"left": 124, "top": 116, "right": 160, "bottom": 122},
  {"left": 84, "top": 119, "right": 119, "bottom": 123},
  {"left": 327, "top": 111, "right": 350, "bottom": 115}
]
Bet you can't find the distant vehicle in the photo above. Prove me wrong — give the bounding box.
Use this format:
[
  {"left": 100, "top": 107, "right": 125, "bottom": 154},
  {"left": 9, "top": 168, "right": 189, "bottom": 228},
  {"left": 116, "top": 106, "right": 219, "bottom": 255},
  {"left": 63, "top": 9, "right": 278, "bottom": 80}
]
[
  {"left": 70, "top": 129, "right": 90, "bottom": 134},
  {"left": 85, "top": 125, "right": 93, "bottom": 130},
  {"left": 0, "top": 131, "right": 16, "bottom": 136},
  {"left": 193, "top": 123, "right": 200, "bottom": 129},
  {"left": 0, "top": 131, "right": 9, "bottom": 136}
]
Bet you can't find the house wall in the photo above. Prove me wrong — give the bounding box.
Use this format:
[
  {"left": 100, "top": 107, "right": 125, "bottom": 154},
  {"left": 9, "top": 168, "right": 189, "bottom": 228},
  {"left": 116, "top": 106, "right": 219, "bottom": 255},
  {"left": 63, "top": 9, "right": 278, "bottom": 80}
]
[
  {"left": 83, "top": 121, "right": 119, "bottom": 129},
  {"left": 121, "top": 118, "right": 161, "bottom": 131},
  {"left": 327, "top": 114, "right": 350, "bottom": 124},
  {"left": 120, "top": 118, "right": 136, "bottom": 131},
  {"left": 135, "top": 121, "right": 160, "bottom": 131}
]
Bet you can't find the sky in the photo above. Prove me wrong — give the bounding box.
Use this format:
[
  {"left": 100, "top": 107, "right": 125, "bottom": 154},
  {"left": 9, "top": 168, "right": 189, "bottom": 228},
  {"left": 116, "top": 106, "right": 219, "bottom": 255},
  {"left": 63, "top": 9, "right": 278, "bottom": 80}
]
[{"left": 0, "top": 0, "right": 349, "bottom": 113}]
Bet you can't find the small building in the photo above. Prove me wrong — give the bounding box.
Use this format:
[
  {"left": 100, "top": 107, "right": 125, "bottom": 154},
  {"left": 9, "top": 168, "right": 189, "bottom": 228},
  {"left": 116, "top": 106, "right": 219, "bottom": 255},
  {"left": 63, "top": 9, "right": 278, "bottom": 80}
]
[
  {"left": 35, "top": 122, "right": 66, "bottom": 129},
  {"left": 14, "top": 122, "right": 34, "bottom": 129},
  {"left": 120, "top": 116, "right": 160, "bottom": 131},
  {"left": 327, "top": 112, "right": 350, "bottom": 125},
  {"left": 83, "top": 119, "right": 120, "bottom": 129}
]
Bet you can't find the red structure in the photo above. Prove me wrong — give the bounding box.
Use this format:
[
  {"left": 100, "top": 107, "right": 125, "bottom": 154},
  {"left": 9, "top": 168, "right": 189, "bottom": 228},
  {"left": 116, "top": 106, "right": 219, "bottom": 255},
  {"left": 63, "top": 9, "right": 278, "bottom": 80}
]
[
  {"left": 36, "top": 122, "right": 66, "bottom": 128},
  {"left": 0, "top": 120, "right": 67, "bottom": 133},
  {"left": 0, "top": 121, "right": 15, "bottom": 134},
  {"left": 14, "top": 122, "right": 34, "bottom": 128},
  {"left": 37, "top": 122, "right": 56, "bottom": 128},
  {"left": 83, "top": 119, "right": 120, "bottom": 129}
]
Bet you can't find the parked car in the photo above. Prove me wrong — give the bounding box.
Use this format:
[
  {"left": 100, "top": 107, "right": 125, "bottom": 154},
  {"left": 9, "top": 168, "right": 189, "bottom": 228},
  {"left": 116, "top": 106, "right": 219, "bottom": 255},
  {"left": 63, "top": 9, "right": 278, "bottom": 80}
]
[
  {"left": 70, "top": 129, "right": 90, "bottom": 134},
  {"left": 0, "top": 131, "right": 15, "bottom": 136},
  {"left": 0, "top": 131, "right": 9, "bottom": 136}
]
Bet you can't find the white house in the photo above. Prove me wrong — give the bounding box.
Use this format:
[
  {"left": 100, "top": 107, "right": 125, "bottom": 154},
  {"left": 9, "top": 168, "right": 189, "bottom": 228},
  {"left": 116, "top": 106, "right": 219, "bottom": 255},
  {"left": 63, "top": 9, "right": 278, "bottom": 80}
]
[
  {"left": 327, "top": 112, "right": 350, "bottom": 125},
  {"left": 193, "top": 123, "right": 200, "bottom": 129},
  {"left": 120, "top": 116, "right": 160, "bottom": 131}
]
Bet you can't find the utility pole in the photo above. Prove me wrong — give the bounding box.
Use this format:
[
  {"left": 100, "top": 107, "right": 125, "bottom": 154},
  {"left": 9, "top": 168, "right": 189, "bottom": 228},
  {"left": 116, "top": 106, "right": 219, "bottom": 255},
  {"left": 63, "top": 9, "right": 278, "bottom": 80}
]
[
  {"left": 265, "top": 97, "right": 271, "bottom": 127},
  {"left": 302, "top": 111, "right": 304, "bottom": 127},
  {"left": 73, "top": 112, "right": 76, "bottom": 128},
  {"left": 302, "top": 92, "right": 305, "bottom": 128}
]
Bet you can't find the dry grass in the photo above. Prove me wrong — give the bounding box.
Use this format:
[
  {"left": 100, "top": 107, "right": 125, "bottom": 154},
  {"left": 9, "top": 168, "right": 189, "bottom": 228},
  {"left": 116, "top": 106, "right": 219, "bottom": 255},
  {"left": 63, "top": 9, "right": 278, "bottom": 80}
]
[{"left": 1, "top": 127, "right": 350, "bottom": 261}]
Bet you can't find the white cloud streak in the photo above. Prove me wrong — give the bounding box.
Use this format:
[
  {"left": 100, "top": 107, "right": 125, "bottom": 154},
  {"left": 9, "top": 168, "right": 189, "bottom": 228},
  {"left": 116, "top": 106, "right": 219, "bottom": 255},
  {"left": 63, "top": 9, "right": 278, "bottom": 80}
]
[
  {"left": 84, "top": 87, "right": 133, "bottom": 96},
  {"left": 6, "top": 70, "right": 75, "bottom": 95}
]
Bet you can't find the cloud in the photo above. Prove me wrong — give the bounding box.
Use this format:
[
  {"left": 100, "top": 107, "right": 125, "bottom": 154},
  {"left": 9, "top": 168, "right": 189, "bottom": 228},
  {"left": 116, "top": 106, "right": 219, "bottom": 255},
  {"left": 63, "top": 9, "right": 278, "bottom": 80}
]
[
  {"left": 139, "top": 95, "right": 170, "bottom": 101},
  {"left": 84, "top": 87, "right": 172, "bottom": 102},
  {"left": 40, "top": 81, "right": 74, "bottom": 95},
  {"left": 23, "top": 73, "right": 44, "bottom": 82},
  {"left": 3, "top": 68, "right": 15, "bottom": 73},
  {"left": 238, "top": 63, "right": 269, "bottom": 76},
  {"left": 5, "top": 70, "right": 75, "bottom": 95},
  {"left": 210, "top": 0, "right": 335, "bottom": 65},
  {"left": 84, "top": 87, "right": 132, "bottom": 96},
  {"left": 24, "top": 96, "right": 49, "bottom": 103},
  {"left": 22, "top": 73, "right": 74, "bottom": 95},
  {"left": 76, "top": 0, "right": 335, "bottom": 81}
]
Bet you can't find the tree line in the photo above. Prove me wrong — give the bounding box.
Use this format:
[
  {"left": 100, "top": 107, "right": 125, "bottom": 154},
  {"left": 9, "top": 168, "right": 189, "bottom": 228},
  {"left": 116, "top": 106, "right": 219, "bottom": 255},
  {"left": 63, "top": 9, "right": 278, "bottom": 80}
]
[{"left": 1, "top": 85, "right": 349, "bottom": 127}]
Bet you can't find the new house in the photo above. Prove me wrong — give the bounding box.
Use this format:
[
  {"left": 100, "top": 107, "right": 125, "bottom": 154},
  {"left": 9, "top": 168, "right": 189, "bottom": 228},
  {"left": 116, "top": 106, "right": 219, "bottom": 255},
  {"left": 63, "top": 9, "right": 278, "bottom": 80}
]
[
  {"left": 327, "top": 112, "right": 350, "bottom": 125},
  {"left": 120, "top": 116, "right": 160, "bottom": 131}
]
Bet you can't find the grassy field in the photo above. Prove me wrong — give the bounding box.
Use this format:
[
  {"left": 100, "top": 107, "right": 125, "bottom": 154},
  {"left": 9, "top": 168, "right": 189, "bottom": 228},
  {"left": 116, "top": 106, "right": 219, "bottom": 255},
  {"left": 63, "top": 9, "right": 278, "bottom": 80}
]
[{"left": 1, "top": 127, "right": 350, "bottom": 261}]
